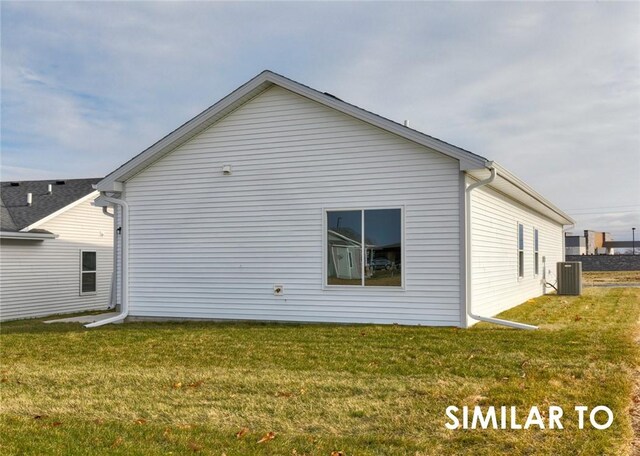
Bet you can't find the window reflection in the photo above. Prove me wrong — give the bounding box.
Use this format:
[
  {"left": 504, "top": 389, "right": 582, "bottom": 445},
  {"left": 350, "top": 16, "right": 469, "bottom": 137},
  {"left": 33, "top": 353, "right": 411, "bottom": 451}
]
[
  {"left": 327, "top": 209, "right": 402, "bottom": 287},
  {"left": 364, "top": 209, "right": 401, "bottom": 287},
  {"left": 327, "top": 210, "right": 362, "bottom": 285}
]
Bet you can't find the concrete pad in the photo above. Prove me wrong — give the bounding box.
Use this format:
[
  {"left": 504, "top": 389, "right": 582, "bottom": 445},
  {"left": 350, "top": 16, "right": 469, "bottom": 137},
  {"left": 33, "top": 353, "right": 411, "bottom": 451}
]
[{"left": 44, "top": 312, "right": 120, "bottom": 324}]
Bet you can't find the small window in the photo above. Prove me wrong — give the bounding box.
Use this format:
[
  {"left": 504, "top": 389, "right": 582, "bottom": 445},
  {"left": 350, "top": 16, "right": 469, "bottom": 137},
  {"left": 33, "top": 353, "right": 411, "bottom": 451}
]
[
  {"left": 517, "top": 223, "right": 524, "bottom": 278},
  {"left": 327, "top": 209, "right": 402, "bottom": 287},
  {"left": 534, "top": 228, "right": 539, "bottom": 276},
  {"left": 81, "top": 250, "right": 97, "bottom": 294}
]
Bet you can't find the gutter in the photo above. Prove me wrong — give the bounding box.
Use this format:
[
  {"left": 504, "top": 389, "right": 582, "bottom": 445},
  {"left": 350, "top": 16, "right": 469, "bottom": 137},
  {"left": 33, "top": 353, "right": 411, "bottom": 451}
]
[
  {"left": 85, "top": 195, "right": 129, "bottom": 328},
  {"left": 465, "top": 163, "right": 538, "bottom": 330},
  {"left": 0, "top": 231, "right": 57, "bottom": 240},
  {"left": 490, "top": 163, "right": 575, "bottom": 226}
]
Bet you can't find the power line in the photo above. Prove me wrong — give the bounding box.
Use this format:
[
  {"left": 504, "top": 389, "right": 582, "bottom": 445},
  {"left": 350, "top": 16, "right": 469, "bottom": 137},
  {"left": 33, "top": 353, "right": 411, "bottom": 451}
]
[
  {"left": 568, "top": 209, "right": 640, "bottom": 216},
  {"left": 565, "top": 203, "right": 640, "bottom": 212}
]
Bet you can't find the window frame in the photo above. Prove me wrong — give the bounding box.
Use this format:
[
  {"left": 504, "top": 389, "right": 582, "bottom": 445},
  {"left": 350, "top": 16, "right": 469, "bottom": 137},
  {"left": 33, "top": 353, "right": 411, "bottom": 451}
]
[
  {"left": 80, "top": 249, "right": 97, "bottom": 295},
  {"left": 533, "top": 228, "right": 539, "bottom": 277},
  {"left": 517, "top": 223, "right": 524, "bottom": 279},
  {"left": 323, "top": 206, "right": 405, "bottom": 290}
]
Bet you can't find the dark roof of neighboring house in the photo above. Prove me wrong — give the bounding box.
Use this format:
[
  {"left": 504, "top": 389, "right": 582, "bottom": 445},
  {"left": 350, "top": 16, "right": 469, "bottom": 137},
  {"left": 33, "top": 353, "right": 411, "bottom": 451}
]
[
  {"left": 0, "top": 178, "right": 100, "bottom": 232},
  {"left": 0, "top": 198, "right": 17, "bottom": 231}
]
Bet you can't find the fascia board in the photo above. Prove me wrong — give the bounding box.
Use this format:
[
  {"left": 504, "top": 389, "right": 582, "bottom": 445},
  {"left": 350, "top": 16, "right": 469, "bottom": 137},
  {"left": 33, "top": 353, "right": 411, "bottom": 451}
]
[
  {"left": 0, "top": 231, "right": 57, "bottom": 240},
  {"left": 266, "top": 72, "right": 486, "bottom": 170},
  {"left": 96, "top": 72, "right": 275, "bottom": 191},
  {"left": 97, "top": 71, "right": 488, "bottom": 190},
  {"left": 19, "top": 191, "right": 101, "bottom": 232},
  {"left": 491, "top": 162, "right": 575, "bottom": 225}
]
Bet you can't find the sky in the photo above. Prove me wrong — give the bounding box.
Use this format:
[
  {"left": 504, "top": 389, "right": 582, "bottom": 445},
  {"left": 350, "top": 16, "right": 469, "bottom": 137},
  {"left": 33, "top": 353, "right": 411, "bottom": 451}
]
[{"left": 1, "top": 2, "right": 639, "bottom": 240}]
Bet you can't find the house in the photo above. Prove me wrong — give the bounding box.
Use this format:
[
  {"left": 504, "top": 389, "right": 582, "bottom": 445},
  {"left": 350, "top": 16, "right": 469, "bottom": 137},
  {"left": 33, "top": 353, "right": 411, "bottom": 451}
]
[
  {"left": 91, "top": 70, "right": 574, "bottom": 329},
  {"left": 0, "top": 179, "right": 115, "bottom": 321},
  {"left": 565, "top": 230, "right": 614, "bottom": 255}
]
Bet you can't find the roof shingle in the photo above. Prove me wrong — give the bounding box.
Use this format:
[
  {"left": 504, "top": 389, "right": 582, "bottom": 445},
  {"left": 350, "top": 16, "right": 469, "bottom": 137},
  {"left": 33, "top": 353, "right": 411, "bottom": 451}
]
[{"left": 0, "top": 178, "right": 100, "bottom": 231}]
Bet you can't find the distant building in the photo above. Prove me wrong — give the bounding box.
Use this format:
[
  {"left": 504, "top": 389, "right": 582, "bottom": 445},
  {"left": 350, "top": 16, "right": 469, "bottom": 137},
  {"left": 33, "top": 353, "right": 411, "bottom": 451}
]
[{"left": 565, "top": 230, "right": 614, "bottom": 256}]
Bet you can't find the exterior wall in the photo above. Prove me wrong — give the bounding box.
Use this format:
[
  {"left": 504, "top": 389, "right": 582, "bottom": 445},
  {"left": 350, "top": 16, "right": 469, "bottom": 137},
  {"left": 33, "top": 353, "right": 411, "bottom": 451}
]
[
  {"left": 585, "top": 231, "right": 596, "bottom": 254},
  {"left": 123, "top": 86, "right": 463, "bottom": 326},
  {"left": 0, "top": 198, "right": 113, "bottom": 321},
  {"left": 565, "top": 236, "right": 586, "bottom": 256},
  {"left": 468, "top": 178, "right": 564, "bottom": 320},
  {"left": 566, "top": 246, "right": 586, "bottom": 256}
]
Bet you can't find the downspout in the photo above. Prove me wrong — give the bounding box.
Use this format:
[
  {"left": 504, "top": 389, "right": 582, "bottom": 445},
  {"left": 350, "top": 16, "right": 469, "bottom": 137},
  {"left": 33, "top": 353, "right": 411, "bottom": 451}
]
[
  {"left": 102, "top": 207, "right": 117, "bottom": 310},
  {"left": 86, "top": 195, "right": 129, "bottom": 328},
  {"left": 465, "top": 164, "right": 538, "bottom": 330}
]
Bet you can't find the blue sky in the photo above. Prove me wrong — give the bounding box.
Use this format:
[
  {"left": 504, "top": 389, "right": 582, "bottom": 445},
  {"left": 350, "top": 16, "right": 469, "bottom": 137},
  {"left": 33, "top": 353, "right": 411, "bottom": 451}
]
[{"left": 1, "top": 2, "right": 639, "bottom": 240}]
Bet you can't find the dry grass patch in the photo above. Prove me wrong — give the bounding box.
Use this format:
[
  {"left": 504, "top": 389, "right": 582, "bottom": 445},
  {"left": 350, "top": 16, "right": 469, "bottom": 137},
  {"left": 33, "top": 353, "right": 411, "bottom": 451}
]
[
  {"left": 583, "top": 270, "right": 640, "bottom": 285},
  {"left": 1, "top": 288, "right": 638, "bottom": 455}
]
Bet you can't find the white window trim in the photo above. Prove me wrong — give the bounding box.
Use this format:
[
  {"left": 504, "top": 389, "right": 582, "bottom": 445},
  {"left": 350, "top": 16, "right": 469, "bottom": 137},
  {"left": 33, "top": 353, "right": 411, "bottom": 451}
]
[
  {"left": 517, "top": 222, "right": 524, "bottom": 280},
  {"left": 80, "top": 249, "right": 97, "bottom": 296},
  {"left": 534, "top": 228, "right": 539, "bottom": 277},
  {"left": 322, "top": 206, "right": 406, "bottom": 291}
]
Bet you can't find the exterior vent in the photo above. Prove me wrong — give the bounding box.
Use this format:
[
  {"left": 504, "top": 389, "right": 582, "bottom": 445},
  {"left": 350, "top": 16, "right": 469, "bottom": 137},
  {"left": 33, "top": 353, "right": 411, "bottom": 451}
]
[
  {"left": 55, "top": 180, "right": 66, "bottom": 185},
  {"left": 557, "top": 262, "right": 582, "bottom": 295},
  {"left": 9, "top": 182, "right": 19, "bottom": 187}
]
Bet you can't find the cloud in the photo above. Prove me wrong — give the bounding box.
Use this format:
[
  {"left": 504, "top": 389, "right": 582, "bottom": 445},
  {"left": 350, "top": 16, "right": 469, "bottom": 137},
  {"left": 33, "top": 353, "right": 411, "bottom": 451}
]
[{"left": 1, "top": 2, "right": 638, "bottom": 237}]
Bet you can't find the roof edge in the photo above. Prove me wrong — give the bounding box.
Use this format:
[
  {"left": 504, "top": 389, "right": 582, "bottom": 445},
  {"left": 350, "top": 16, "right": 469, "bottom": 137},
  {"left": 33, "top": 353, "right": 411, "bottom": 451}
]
[
  {"left": 97, "top": 70, "right": 488, "bottom": 191},
  {"left": 19, "top": 191, "right": 100, "bottom": 232},
  {"left": 491, "top": 162, "right": 574, "bottom": 225},
  {"left": 97, "top": 71, "right": 276, "bottom": 191},
  {"left": 467, "top": 162, "right": 574, "bottom": 226},
  {"left": 0, "top": 230, "right": 57, "bottom": 240}
]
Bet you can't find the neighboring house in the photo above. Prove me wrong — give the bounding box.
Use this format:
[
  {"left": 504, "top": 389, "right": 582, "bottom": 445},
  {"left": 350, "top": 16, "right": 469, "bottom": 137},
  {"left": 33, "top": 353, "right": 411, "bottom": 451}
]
[
  {"left": 565, "top": 230, "right": 614, "bottom": 256},
  {"left": 93, "top": 70, "right": 574, "bottom": 328},
  {"left": 0, "top": 179, "right": 114, "bottom": 321}
]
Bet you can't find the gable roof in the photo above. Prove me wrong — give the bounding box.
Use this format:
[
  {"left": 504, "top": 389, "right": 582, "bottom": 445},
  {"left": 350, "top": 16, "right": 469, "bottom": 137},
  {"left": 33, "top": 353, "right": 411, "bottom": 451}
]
[
  {"left": 96, "top": 70, "right": 574, "bottom": 225},
  {"left": 0, "top": 178, "right": 101, "bottom": 232},
  {"left": 97, "top": 70, "right": 489, "bottom": 192},
  {"left": 0, "top": 198, "right": 17, "bottom": 231}
]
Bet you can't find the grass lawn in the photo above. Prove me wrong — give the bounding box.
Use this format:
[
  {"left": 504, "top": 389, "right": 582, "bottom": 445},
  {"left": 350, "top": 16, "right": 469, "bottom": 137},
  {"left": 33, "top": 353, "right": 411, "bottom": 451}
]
[{"left": 1, "top": 288, "right": 638, "bottom": 455}]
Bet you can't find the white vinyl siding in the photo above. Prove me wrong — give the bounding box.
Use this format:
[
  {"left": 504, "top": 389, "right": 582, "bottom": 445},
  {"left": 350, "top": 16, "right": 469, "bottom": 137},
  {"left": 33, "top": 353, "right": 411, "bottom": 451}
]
[
  {"left": 123, "top": 86, "right": 462, "bottom": 326},
  {"left": 468, "top": 177, "right": 564, "bottom": 319},
  {"left": 0, "top": 199, "right": 113, "bottom": 321}
]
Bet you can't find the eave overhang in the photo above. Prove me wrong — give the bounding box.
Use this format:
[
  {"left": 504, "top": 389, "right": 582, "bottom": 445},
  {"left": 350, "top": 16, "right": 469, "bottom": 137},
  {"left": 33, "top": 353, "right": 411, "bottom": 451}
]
[{"left": 466, "top": 162, "right": 574, "bottom": 226}]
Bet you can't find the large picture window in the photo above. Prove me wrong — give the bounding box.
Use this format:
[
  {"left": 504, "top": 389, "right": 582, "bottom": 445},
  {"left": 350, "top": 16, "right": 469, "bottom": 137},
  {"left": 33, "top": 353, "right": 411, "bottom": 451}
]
[
  {"left": 517, "top": 223, "right": 524, "bottom": 278},
  {"left": 80, "top": 250, "right": 97, "bottom": 294},
  {"left": 326, "top": 209, "right": 402, "bottom": 287}
]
